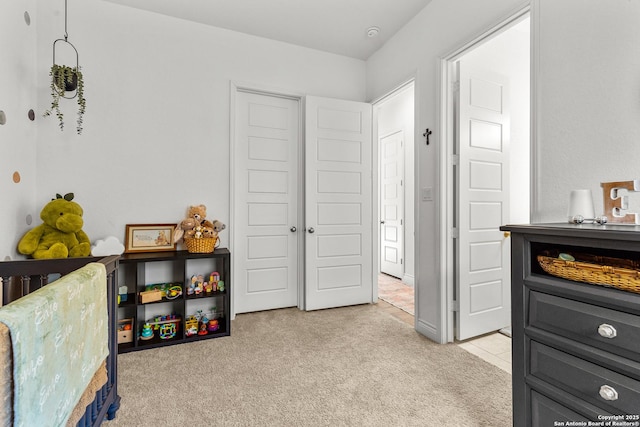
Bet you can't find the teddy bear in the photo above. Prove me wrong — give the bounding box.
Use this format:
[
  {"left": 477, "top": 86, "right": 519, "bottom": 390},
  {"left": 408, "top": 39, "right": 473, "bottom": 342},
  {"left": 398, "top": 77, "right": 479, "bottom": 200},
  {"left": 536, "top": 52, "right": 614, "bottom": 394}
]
[
  {"left": 199, "top": 220, "right": 226, "bottom": 242},
  {"left": 173, "top": 204, "right": 214, "bottom": 243},
  {"left": 201, "top": 226, "right": 216, "bottom": 239},
  {"left": 17, "top": 193, "right": 91, "bottom": 259},
  {"left": 211, "top": 219, "right": 226, "bottom": 233}
]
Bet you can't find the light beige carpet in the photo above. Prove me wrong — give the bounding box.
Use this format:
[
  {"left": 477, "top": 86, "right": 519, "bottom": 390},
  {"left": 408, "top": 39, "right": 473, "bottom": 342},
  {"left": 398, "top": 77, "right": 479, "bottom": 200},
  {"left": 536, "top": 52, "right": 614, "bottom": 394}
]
[{"left": 104, "top": 304, "right": 512, "bottom": 426}]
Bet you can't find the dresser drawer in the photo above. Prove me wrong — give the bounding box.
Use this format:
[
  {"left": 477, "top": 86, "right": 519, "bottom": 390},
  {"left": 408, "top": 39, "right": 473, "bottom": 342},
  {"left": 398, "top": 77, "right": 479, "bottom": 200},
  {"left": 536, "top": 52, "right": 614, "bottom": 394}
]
[
  {"left": 529, "top": 291, "right": 640, "bottom": 362},
  {"left": 530, "top": 341, "right": 640, "bottom": 414},
  {"left": 531, "top": 390, "right": 589, "bottom": 426}
]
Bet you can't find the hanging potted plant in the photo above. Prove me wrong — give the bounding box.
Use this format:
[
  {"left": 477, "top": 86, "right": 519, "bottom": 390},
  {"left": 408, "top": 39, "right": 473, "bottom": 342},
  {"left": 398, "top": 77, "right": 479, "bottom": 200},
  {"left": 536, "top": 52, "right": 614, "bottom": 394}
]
[
  {"left": 44, "top": 64, "right": 86, "bottom": 135},
  {"left": 44, "top": 0, "right": 86, "bottom": 135}
]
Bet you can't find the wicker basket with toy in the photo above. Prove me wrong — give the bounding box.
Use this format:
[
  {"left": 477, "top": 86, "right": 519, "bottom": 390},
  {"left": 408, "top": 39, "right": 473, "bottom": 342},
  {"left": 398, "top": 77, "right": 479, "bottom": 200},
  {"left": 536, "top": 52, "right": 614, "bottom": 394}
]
[{"left": 172, "top": 204, "right": 226, "bottom": 253}]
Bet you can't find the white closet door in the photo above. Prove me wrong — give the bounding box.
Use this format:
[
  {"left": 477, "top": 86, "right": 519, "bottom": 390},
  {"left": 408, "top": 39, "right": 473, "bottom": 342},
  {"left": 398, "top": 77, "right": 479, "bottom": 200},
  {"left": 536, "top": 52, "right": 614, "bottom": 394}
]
[
  {"left": 233, "top": 90, "right": 299, "bottom": 314},
  {"left": 304, "top": 96, "right": 373, "bottom": 311}
]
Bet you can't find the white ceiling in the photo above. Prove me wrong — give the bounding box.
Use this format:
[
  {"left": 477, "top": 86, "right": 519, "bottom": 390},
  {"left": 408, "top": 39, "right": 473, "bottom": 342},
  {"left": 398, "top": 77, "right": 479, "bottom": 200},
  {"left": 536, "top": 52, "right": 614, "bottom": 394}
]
[{"left": 103, "top": 0, "right": 433, "bottom": 60}]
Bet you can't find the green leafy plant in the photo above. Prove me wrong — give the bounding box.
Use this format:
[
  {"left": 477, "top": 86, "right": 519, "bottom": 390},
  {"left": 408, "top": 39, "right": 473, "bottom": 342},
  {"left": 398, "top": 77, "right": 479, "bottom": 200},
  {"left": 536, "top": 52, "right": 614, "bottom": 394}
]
[{"left": 44, "top": 64, "right": 86, "bottom": 135}]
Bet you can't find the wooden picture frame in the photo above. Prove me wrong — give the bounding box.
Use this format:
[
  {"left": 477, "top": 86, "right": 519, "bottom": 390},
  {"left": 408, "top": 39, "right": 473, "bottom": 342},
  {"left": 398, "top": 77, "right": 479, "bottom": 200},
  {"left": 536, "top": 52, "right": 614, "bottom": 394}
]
[{"left": 124, "top": 224, "right": 176, "bottom": 253}]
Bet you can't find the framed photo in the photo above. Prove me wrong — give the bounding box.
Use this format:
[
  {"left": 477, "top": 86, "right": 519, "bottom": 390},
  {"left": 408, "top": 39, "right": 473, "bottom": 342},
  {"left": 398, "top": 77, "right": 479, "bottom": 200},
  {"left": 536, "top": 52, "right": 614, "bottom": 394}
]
[{"left": 125, "top": 224, "right": 176, "bottom": 253}]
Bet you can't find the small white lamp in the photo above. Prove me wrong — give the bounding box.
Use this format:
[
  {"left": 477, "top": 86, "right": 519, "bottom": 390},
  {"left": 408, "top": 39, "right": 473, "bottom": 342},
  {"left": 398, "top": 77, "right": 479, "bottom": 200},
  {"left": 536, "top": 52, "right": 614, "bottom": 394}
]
[{"left": 567, "top": 189, "right": 595, "bottom": 223}]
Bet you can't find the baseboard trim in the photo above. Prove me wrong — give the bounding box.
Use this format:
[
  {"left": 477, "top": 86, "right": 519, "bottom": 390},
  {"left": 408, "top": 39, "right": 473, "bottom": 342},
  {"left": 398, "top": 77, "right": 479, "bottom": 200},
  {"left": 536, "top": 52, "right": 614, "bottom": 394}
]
[
  {"left": 402, "top": 273, "right": 415, "bottom": 286},
  {"left": 416, "top": 318, "right": 445, "bottom": 343}
]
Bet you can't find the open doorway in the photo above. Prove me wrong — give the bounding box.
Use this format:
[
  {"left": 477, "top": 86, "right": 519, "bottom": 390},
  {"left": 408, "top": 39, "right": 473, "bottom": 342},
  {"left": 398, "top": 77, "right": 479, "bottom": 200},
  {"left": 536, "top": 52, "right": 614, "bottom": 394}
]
[
  {"left": 375, "top": 81, "right": 415, "bottom": 315},
  {"left": 442, "top": 12, "right": 531, "bottom": 342}
]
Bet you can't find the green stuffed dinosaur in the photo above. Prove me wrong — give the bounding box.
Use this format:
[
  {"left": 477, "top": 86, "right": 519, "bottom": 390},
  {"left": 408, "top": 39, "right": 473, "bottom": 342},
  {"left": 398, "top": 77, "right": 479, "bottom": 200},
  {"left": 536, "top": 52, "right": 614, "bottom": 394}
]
[{"left": 18, "top": 193, "right": 91, "bottom": 259}]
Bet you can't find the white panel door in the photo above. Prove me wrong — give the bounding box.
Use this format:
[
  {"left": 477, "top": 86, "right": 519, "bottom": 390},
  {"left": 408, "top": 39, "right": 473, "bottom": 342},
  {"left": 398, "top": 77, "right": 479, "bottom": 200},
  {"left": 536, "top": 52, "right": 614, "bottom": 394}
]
[
  {"left": 380, "top": 131, "right": 404, "bottom": 279},
  {"left": 305, "top": 96, "right": 373, "bottom": 311},
  {"left": 234, "top": 90, "right": 299, "bottom": 314},
  {"left": 457, "top": 66, "right": 511, "bottom": 340}
]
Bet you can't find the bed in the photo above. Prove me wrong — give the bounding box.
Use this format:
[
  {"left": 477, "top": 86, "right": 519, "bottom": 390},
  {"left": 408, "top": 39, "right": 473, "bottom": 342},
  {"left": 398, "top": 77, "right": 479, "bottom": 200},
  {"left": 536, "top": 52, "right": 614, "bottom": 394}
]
[{"left": 0, "top": 255, "right": 120, "bottom": 427}]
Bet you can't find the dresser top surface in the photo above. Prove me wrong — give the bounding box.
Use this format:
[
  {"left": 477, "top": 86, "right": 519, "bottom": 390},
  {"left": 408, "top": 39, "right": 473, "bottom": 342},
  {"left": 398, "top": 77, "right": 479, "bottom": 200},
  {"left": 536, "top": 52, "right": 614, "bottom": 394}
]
[{"left": 501, "top": 223, "right": 640, "bottom": 241}]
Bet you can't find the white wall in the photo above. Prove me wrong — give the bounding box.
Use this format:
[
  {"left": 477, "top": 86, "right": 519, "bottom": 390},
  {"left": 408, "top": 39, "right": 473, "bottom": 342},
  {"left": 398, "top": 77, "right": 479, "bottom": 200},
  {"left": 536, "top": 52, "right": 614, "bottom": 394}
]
[
  {"left": 534, "top": 0, "right": 640, "bottom": 222},
  {"left": 366, "top": 0, "right": 526, "bottom": 342},
  {"left": 0, "top": 1, "right": 38, "bottom": 261},
  {"left": 30, "top": 0, "right": 366, "bottom": 250},
  {"left": 460, "top": 19, "right": 530, "bottom": 224},
  {"left": 376, "top": 84, "right": 415, "bottom": 284}
]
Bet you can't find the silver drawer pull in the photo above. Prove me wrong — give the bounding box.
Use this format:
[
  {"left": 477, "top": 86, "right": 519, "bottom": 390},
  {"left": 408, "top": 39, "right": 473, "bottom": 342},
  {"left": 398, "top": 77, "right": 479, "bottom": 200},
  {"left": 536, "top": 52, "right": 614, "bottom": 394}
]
[
  {"left": 599, "top": 385, "right": 619, "bottom": 401},
  {"left": 597, "top": 323, "right": 617, "bottom": 339}
]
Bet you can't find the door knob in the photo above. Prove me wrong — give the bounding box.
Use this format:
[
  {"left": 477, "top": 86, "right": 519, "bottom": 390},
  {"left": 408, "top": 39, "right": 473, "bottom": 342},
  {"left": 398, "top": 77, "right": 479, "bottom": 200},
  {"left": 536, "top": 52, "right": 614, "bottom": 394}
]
[
  {"left": 503, "top": 232, "right": 511, "bottom": 238},
  {"left": 308, "top": 227, "right": 315, "bottom": 234},
  {"left": 380, "top": 220, "right": 385, "bottom": 224},
  {"left": 290, "top": 226, "right": 297, "bottom": 232}
]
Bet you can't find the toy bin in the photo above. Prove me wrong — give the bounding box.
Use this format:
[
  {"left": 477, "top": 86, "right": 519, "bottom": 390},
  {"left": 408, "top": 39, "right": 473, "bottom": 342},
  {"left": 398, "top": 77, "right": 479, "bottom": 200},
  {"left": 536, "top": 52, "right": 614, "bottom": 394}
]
[{"left": 117, "top": 318, "right": 134, "bottom": 344}]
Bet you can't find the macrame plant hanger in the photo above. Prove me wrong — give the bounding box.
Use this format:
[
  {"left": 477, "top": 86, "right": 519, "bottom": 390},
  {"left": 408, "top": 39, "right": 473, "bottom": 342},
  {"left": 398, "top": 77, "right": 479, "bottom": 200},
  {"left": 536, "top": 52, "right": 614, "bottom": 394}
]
[{"left": 52, "top": 0, "right": 79, "bottom": 100}]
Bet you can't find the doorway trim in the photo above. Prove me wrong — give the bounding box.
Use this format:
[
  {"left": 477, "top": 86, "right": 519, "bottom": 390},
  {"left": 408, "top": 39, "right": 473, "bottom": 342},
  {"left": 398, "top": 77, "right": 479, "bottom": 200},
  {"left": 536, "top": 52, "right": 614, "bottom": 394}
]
[
  {"left": 437, "top": 3, "right": 533, "bottom": 342},
  {"left": 229, "top": 81, "right": 306, "bottom": 318},
  {"left": 372, "top": 76, "right": 416, "bottom": 311}
]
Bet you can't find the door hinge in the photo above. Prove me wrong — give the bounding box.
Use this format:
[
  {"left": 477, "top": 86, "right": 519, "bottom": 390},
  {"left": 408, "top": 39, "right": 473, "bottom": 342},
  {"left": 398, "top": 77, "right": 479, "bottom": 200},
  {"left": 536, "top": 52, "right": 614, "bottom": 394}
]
[
  {"left": 451, "top": 154, "right": 459, "bottom": 166},
  {"left": 452, "top": 80, "right": 460, "bottom": 93},
  {"left": 401, "top": 258, "right": 403, "bottom": 265},
  {"left": 400, "top": 219, "right": 403, "bottom": 226},
  {"left": 452, "top": 300, "right": 460, "bottom": 312},
  {"left": 451, "top": 228, "right": 459, "bottom": 239}
]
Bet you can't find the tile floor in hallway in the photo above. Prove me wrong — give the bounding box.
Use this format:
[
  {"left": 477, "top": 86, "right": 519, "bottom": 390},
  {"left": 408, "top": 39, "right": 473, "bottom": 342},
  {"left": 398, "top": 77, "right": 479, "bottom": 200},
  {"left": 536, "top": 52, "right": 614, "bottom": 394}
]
[
  {"left": 377, "top": 273, "right": 512, "bottom": 374},
  {"left": 378, "top": 273, "right": 414, "bottom": 315}
]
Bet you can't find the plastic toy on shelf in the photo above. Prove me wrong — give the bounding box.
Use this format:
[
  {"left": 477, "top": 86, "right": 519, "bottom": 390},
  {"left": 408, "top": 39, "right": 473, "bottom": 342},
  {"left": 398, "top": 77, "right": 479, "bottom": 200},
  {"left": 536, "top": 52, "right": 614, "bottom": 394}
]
[
  {"left": 118, "top": 285, "right": 128, "bottom": 303},
  {"left": 159, "top": 322, "right": 177, "bottom": 339},
  {"left": 165, "top": 285, "right": 182, "bottom": 300},
  {"left": 140, "top": 323, "right": 153, "bottom": 340},
  {"left": 207, "top": 319, "right": 219, "bottom": 332},
  {"left": 185, "top": 315, "right": 199, "bottom": 337},
  {"left": 143, "top": 314, "right": 181, "bottom": 341},
  {"left": 144, "top": 282, "right": 181, "bottom": 298},
  {"left": 188, "top": 275, "right": 205, "bottom": 296}
]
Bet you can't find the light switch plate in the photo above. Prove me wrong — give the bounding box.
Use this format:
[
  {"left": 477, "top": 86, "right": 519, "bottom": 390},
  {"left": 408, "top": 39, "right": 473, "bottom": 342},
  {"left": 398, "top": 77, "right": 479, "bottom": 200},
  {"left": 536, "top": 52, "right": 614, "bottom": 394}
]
[{"left": 422, "top": 187, "right": 433, "bottom": 202}]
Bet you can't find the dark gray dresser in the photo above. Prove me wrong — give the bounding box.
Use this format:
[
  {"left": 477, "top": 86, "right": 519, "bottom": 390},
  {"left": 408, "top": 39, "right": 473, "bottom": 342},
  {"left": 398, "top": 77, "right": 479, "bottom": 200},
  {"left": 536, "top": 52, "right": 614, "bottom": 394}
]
[{"left": 500, "top": 224, "right": 640, "bottom": 426}]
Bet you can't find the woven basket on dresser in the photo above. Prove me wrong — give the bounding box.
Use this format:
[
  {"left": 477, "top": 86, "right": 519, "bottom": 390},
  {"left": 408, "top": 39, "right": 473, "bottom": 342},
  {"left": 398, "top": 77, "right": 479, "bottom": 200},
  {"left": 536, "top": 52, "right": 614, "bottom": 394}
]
[
  {"left": 184, "top": 237, "right": 216, "bottom": 254},
  {"left": 537, "top": 250, "right": 640, "bottom": 294}
]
